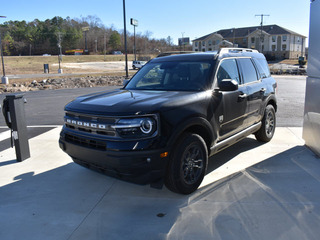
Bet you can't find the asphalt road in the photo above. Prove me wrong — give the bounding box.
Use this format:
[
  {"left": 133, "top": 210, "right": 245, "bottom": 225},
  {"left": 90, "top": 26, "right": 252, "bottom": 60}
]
[{"left": 0, "top": 75, "right": 306, "bottom": 151}]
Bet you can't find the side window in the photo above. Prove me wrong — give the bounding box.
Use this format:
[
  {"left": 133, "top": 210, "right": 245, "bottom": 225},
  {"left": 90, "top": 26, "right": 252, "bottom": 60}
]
[
  {"left": 238, "top": 58, "right": 258, "bottom": 84},
  {"left": 252, "top": 58, "right": 271, "bottom": 79},
  {"left": 216, "top": 59, "right": 240, "bottom": 85}
]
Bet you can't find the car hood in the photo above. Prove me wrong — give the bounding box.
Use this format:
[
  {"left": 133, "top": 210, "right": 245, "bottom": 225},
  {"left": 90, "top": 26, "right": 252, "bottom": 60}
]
[{"left": 65, "top": 89, "right": 209, "bottom": 116}]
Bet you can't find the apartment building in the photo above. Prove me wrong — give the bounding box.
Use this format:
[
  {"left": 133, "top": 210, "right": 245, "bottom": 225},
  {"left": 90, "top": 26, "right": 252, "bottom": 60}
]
[{"left": 193, "top": 25, "right": 306, "bottom": 59}]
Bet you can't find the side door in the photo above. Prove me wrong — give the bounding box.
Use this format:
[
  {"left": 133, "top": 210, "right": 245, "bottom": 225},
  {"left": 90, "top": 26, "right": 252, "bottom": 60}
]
[
  {"left": 214, "top": 58, "right": 249, "bottom": 140},
  {"left": 237, "top": 58, "right": 265, "bottom": 125}
]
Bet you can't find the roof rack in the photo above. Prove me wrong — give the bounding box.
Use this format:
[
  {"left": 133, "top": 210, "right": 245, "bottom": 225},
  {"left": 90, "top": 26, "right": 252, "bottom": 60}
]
[
  {"left": 218, "top": 48, "right": 259, "bottom": 54},
  {"left": 157, "top": 51, "right": 195, "bottom": 58}
]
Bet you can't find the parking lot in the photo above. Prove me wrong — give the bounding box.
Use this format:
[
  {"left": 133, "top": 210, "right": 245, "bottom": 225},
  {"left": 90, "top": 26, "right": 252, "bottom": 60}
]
[
  {"left": 1, "top": 126, "right": 319, "bottom": 240},
  {"left": 0, "top": 75, "right": 319, "bottom": 240}
]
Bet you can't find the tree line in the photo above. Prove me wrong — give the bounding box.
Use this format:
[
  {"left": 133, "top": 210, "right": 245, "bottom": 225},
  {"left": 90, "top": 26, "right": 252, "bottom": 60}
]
[{"left": 0, "top": 15, "right": 179, "bottom": 56}]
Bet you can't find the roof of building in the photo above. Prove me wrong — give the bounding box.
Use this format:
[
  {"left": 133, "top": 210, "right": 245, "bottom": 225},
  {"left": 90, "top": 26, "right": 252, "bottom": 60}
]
[{"left": 193, "top": 24, "right": 306, "bottom": 41}]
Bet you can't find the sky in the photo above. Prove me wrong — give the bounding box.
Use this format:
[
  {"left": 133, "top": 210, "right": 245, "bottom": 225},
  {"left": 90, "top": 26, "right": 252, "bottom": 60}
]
[{"left": 1, "top": 0, "right": 311, "bottom": 45}]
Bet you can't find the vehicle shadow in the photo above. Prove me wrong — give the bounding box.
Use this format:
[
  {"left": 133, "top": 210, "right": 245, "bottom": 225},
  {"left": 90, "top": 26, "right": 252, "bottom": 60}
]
[{"left": 206, "top": 136, "right": 264, "bottom": 174}]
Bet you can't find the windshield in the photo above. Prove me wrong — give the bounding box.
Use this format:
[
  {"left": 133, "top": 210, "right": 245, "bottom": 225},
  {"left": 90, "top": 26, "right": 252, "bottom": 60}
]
[{"left": 125, "top": 60, "right": 214, "bottom": 91}]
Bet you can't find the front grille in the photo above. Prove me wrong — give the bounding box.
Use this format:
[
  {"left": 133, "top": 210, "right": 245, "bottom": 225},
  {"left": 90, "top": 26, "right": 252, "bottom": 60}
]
[
  {"left": 65, "top": 112, "right": 117, "bottom": 137},
  {"left": 65, "top": 134, "right": 106, "bottom": 150}
]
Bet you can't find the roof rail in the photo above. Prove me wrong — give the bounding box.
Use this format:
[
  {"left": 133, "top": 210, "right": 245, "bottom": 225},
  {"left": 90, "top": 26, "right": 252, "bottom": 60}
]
[
  {"left": 218, "top": 48, "right": 259, "bottom": 54},
  {"left": 157, "top": 51, "right": 195, "bottom": 58}
]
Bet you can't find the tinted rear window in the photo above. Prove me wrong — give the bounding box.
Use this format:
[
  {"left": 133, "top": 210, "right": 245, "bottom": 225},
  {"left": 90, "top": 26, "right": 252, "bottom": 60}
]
[
  {"left": 253, "top": 58, "right": 271, "bottom": 78},
  {"left": 238, "top": 58, "right": 258, "bottom": 84}
]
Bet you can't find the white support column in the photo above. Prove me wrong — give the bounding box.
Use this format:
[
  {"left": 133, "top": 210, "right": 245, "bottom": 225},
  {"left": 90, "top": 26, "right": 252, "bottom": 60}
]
[{"left": 303, "top": 0, "right": 320, "bottom": 156}]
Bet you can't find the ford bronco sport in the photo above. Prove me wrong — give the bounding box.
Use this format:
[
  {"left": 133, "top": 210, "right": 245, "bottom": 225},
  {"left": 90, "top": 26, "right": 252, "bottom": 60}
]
[{"left": 59, "top": 48, "right": 277, "bottom": 194}]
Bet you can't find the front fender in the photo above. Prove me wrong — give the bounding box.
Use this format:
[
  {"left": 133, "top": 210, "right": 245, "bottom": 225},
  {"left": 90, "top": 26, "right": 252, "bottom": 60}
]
[{"left": 166, "top": 117, "right": 216, "bottom": 151}]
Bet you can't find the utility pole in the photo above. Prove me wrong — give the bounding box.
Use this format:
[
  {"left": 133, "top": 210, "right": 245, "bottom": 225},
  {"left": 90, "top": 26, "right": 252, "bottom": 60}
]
[
  {"left": 123, "top": 0, "right": 129, "bottom": 79},
  {"left": 57, "top": 32, "right": 63, "bottom": 73},
  {"left": 255, "top": 14, "right": 270, "bottom": 52},
  {"left": 104, "top": 32, "right": 106, "bottom": 61}
]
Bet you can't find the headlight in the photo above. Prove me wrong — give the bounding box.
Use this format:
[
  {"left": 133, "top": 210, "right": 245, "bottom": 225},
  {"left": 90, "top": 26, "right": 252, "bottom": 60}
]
[{"left": 112, "top": 116, "right": 157, "bottom": 138}]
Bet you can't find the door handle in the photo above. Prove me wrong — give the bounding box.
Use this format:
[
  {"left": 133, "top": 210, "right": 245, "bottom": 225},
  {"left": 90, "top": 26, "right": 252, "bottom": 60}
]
[
  {"left": 260, "top": 88, "right": 266, "bottom": 93},
  {"left": 238, "top": 93, "right": 247, "bottom": 101},
  {"left": 239, "top": 93, "right": 248, "bottom": 99}
]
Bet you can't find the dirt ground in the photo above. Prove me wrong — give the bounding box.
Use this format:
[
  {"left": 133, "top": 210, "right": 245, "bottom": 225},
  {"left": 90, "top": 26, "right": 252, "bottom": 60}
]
[{"left": 1, "top": 54, "right": 147, "bottom": 75}]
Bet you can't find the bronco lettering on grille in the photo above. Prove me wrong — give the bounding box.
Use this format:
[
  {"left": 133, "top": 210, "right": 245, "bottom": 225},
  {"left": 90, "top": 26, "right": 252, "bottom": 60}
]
[{"left": 66, "top": 119, "right": 107, "bottom": 129}]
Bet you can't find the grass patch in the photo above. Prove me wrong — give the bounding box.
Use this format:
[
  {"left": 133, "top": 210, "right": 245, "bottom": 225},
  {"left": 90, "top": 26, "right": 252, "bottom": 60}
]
[{"left": 2, "top": 54, "right": 138, "bottom": 75}]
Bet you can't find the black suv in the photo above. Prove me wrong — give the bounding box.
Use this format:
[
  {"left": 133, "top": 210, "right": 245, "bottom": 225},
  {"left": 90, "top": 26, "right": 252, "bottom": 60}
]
[{"left": 59, "top": 48, "right": 277, "bottom": 194}]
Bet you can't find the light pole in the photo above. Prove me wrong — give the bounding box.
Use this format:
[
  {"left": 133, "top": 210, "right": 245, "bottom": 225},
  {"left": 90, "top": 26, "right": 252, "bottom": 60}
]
[
  {"left": 0, "top": 16, "right": 8, "bottom": 84},
  {"left": 123, "top": 0, "right": 129, "bottom": 79},
  {"left": 130, "top": 18, "right": 138, "bottom": 61}
]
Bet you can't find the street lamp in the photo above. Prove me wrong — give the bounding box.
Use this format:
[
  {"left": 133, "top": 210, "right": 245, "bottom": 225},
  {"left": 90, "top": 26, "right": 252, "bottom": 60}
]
[
  {"left": 130, "top": 18, "right": 138, "bottom": 61},
  {"left": 123, "top": 0, "right": 129, "bottom": 79},
  {"left": 0, "top": 15, "right": 8, "bottom": 84}
]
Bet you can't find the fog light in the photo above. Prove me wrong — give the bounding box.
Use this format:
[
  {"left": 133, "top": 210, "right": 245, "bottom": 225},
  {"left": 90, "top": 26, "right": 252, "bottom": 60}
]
[{"left": 160, "top": 152, "right": 168, "bottom": 158}]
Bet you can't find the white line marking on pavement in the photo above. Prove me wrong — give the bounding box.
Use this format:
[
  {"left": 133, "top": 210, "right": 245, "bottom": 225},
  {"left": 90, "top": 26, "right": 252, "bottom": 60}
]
[
  {"left": 0, "top": 130, "right": 11, "bottom": 141},
  {"left": 0, "top": 125, "right": 62, "bottom": 129}
]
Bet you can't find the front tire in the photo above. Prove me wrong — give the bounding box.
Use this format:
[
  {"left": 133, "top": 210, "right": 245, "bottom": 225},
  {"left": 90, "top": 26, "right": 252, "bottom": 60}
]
[
  {"left": 255, "top": 105, "right": 276, "bottom": 142},
  {"left": 165, "top": 133, "right": 208, "bottom": 194}
]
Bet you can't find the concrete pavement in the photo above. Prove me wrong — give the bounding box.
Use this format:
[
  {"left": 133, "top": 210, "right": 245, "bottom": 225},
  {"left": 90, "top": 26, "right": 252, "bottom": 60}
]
[{"left": 0, "top": 127, "right": 319, "bottom": 240}]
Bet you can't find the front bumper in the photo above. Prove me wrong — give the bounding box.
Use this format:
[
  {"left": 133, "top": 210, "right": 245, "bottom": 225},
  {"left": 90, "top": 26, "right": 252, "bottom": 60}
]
[{"left": 59, "top": 129, "right": 169, "bottom": 184}]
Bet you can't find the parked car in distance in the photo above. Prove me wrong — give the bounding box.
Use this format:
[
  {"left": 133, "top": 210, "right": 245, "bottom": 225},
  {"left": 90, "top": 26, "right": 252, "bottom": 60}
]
[
  {"left": 132, "top": 60, "right": 147, "bottom": 70},
  {"left": 59, "top": 48, "right": 277, "bottom": 194},
  {"left": 112, "top": 51, "right": 123, "bottom": 55}
]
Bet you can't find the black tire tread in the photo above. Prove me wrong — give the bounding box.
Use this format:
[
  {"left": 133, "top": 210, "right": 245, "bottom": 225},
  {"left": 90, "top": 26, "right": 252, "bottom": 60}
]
[
  {"left": 255, "top": 105, "right": 276, "bottom": 142},
  {"left": 165, "top": 132, "right": 208, "bottom": 194}
]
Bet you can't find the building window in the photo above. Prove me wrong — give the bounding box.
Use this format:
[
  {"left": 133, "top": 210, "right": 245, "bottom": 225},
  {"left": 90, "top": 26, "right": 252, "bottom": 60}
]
[
  {"left": 272, "top": 36, "right": 276, "bottom": 42},
  {"left": 282, "top": 44, "right": 287, "bottom": 51},
  {"left": 202, "top": 41, "right": 205, "bottom": 46},
  {"left": 272, "top": 45, "right": 276, "bottom": 51},
  {"left": 297, "top": 37, "right": 300, "bottom": 43},
  {"left": 251, "top": 37, "right": 255, "bottom": 43},
  {"left": 208, "top": 48, "right": 212, "bottom": 51},
  {"left": 195, "top": 42, "right": 198, "bottom": 47},
  {"left": 243, "top": 38, "right": 247, "bottom": 43},
  {"left": 282, "top": 35, "right": 287, "bottom": 42},
  {"left": 208, "top": 40, "right": 212, "bottom": 46}
]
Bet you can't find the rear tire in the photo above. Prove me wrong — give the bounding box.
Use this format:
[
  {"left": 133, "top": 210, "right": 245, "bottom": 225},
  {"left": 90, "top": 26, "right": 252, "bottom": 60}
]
[
  {"left": 255, "top": 105, "right": 276, "bottom": 142},
  {"left": 165, "top": 133, "right": 208, "bottom": 194}
]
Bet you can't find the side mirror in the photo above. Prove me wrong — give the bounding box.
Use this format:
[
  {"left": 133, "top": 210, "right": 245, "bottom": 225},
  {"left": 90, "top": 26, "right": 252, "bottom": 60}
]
[
  {"left": 218, "top": 79, "right": 239, "bottom": 91},
  {"left": 123, "top": 79, "right": 130, "bottom": 87}
]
